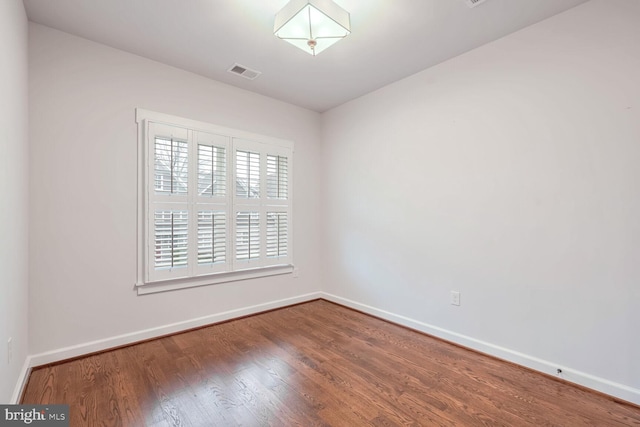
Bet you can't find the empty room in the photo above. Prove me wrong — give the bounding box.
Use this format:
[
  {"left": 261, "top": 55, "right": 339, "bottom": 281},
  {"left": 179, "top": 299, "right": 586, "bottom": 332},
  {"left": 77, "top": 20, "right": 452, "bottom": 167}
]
[{"left": 1, "top": 0, "right": 639, "bottom": 425}]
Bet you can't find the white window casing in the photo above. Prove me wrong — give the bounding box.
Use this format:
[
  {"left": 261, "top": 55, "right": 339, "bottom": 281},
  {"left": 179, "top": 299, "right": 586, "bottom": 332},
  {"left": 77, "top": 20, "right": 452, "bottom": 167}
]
[{"left": 136, "top": 109, "right": 294, "bottom": 295}]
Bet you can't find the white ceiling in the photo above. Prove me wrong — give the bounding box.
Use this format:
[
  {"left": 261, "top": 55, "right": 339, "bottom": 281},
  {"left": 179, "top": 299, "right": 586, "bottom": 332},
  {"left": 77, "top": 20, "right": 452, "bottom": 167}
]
[{"left": 23, "top": 0, "right": 588, "bottom": 112}]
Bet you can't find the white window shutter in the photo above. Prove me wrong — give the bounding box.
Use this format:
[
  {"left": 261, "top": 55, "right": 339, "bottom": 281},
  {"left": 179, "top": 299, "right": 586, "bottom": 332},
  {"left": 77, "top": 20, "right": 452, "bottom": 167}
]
[
  {"left": 266, "top": 211, "right": 288, "bottom": 258},
  {"left": 154, "top": 137, "right": 188, "bottom": 195},
  {"left": 198, "top": 144, "right": 226, "bottom": 197},
  {"left": 267, "top": 154, "right": 288, "bottom": 200},
  {"left": 236, "top": 149, "right": 261, "bottom": 199},
  {"left": 235, "top": 211, "right": 260, "bottom": 262},
  {"left": 158, "top": 210, "right": 188, "bottom": 268},
  {"left": 150, "top": 209, "right": 189, "bottom": 282},
  {"left": 140, "top": 112, "right": 293, "bottom": 289},
  {"left": 197, "top": 211, "right": 226, "bottom": 265}
]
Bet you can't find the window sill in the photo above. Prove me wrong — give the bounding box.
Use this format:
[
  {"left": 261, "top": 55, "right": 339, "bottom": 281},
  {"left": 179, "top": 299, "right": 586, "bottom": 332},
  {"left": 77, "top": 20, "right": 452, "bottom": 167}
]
[{"left": 136, "top": 264, "right": 294, "bottom": 295}]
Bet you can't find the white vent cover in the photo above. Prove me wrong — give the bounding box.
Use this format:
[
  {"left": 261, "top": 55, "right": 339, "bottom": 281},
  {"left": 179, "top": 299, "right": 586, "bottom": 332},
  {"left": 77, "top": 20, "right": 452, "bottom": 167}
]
[
  {"left": 227, "top": 63, "right": 261, "bottom": 80},
  {"left": 465, "top": 0, "right": 488, "bottom": 8}
]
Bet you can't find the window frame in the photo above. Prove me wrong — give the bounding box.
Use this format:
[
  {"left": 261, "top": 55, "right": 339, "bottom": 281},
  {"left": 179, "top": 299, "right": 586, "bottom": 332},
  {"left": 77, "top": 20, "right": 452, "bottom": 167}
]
[{"left": 136, "top": 109, "right": 294, "bottom": 295}]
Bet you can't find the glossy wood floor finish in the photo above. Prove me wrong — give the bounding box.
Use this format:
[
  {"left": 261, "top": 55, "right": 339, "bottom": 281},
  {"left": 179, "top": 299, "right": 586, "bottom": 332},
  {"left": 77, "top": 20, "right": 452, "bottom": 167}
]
[{"left": 23, "top": 300, "right": 640, "bottom": 426}]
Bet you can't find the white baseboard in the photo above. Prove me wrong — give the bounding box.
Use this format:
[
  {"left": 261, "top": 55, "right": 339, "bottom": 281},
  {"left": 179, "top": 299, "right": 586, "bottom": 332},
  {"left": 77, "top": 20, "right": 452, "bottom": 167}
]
[
  {"left": 28, "top": 292, "right": 322, "bottom": 368},
  {"left": 10, "top": 356, "right": 32, "bottom": 404},
  {"left": 321, "top": 292, "right": 640, "bottom": 406}
]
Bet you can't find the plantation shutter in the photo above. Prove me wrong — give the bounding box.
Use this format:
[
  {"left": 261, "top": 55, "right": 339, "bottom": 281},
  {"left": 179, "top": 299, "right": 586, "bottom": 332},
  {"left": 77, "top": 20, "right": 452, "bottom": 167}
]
[
  {"left": 198, "top": 145, "right": 226, "bottom": 197},
  {"left": 140, "top": 111, "right": 293, "bottom": 290},
  {"left": 236, "top": 211, "right": 260, "bottom": 261},
  {"left": 197, "top": 211, "right": 226, "bottom": 265},
  {"left": 194, "top": 131, "right": 231, "bottom": 276},
  {"left": 266, "top": 212, "right": 288, "bottom": 258},
  {"left": 236, "top": 149, "right": 261, "bottom": 199},
  {"left": 233, "top": 139, "right": 292, "bottom": 269},
  {"left": 267, "top": 154, "right": 288, "bottom": 199},
  {"left": 264, "top": 148, "right": 292, "bottom": 266},
  {"left": 154, "top": 210, "right": 189, "bottom": 268},
  {"left": 154, "top": 137, "right": 188, "bottom": 195},
  {"left": 147, "top": 123, "right": 190, "bottom": 282}
]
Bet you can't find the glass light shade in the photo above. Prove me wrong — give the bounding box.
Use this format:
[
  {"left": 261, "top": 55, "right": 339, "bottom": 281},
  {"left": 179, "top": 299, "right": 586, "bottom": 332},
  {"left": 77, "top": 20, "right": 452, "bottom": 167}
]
[{"left": 274, "top": 0, "right": 351, "bottom": 56}]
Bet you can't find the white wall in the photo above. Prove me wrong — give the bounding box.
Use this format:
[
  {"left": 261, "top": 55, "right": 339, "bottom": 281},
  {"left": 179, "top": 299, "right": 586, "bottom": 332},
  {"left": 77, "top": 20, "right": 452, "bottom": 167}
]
[
  {"left": 28, "top": 23, "right": 323, "bottom": 356},
  {"left": 0, "top": 0, "right": 29, "bottom": 403},
  {"left": 322, "top": 0, "right": 640, "bottom": 403}
]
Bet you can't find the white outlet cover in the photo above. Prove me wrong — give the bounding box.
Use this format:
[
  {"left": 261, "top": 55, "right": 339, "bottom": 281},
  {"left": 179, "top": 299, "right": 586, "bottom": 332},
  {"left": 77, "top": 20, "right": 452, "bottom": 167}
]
[{"left": 451, "top": 291, "right": 461, "bottom": 306}]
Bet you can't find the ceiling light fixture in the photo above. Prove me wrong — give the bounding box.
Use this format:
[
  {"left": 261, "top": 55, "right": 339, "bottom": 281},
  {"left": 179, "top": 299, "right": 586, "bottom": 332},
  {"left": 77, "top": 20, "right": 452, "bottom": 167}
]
[{"left": 274, "top": 0, "right": 351, "bottom": 56}]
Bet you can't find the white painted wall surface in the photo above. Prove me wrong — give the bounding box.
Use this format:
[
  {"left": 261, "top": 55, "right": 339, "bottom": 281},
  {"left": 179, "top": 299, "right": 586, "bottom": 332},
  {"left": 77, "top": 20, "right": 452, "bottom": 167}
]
[
  {"left": 322, "top": 0, "right": 640, "bottom": 403},
  {"left": 28, "top": 24, "right": 323, "bottom": 355},
  {"left": 0, "top": 0, "right": 29, "bottom": 403}
]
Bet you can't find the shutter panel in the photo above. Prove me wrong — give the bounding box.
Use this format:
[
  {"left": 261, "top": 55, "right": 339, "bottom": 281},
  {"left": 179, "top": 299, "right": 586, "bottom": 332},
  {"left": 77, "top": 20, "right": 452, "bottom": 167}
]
[
  {"left": 154, "top": 210, "right": 188, "bottom": 269},
  {"left": 236, "top": 150, "right": 260, "bottom": 198},
  {"left": 267, "top": 155, "right": 288, "bottom": 199},
  {"left": 154, "top": 137, "right": 188, "bottom": 195},
  {"left": 198, "top": 144, "right": 226, "bottom": 197},
  {"left": 197, "top": 211, "right": 226, "bottom": 265},
  {"left": 236, "top": 211, "right": 260, "bottom": 260},
  {"left": 266, "top": 212, "right": 288, "bottom": 258}
]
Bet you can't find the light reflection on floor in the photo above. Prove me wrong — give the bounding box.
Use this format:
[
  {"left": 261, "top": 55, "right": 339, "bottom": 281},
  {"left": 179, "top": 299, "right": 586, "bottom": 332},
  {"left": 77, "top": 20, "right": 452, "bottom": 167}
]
[{"left": 145, "top": 341, "right": 296, "bottom": 425}]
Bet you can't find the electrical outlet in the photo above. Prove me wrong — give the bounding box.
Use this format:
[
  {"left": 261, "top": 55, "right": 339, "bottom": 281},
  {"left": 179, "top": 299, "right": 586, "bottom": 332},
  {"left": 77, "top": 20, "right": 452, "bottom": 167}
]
[
  {"left": 7, "top": 337, "right": 12, "bottom": 364},
  {"left": 450, "top": 291, "right": 461, "bottom": 306}
]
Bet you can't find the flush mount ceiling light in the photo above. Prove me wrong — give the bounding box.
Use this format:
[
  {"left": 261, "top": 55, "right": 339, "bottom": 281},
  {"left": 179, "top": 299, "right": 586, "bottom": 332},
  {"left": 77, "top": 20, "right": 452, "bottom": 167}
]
[{"left": 274, "top": 0, "right": 351, "bottom": 56}]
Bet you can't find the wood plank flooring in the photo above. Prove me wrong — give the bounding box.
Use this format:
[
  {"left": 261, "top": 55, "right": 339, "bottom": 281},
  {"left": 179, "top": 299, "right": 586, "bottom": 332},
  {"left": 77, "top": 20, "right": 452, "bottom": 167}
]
[{"left": 22, "top": 300, "right": 640, "bottom": 426}]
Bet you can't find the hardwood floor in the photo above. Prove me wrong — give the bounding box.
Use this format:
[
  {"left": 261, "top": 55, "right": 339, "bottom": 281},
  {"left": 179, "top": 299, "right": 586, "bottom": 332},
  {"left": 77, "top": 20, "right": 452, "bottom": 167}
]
[{"left": 22, "top": 300, "right": 640, "bottom": 426}]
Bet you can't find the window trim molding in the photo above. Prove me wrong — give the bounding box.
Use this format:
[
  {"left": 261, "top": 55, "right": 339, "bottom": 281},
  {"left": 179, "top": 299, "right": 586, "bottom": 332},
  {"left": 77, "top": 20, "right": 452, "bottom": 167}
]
[
  {"left": 135, "top": 108, "right": 294, "bottom": 295},
  {"left": 136, "top": 264, "right": 294, "bottom": 295}
]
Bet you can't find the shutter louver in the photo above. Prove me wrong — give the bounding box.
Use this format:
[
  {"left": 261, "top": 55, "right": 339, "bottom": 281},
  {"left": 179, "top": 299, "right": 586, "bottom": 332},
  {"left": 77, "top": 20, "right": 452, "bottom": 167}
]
[
  {"left": 236, "top": 211, "right": 260, "bottom": 260},
  {"left": 154, "top": 210, "right": 188, "bottom": 269},
  {"left": 198, "top": 145, "right": 226, "bottom": 197},
  {"left": 198, "top": 211, "right": 226, "bottom": 265},
  {"left": 267, "top": 155, "right": 288, "bottom": 199},
  {"left": 236, "top": 150, "right": 260, "bottom": 198},
  {"left": 267, "top": 212, "right": 288, "bottom": 258},
  {"left": 154, "top": 137, "right": 188, "bottom": 195}
]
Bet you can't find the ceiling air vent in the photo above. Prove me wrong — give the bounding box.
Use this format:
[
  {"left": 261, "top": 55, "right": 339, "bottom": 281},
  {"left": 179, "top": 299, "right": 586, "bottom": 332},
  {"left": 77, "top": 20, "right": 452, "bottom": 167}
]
[
  {"left": 227, "top": 63, "right": 261, "bottom": 80},
  {"left": 464, "top": 0, "right": 488, "bottom": 8}
]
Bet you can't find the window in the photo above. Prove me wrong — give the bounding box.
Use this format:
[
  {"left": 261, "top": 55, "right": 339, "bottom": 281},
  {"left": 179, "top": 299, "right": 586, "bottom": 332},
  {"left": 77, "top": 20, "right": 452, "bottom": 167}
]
[{"left": 136, "top": 109, "right": 293, "bottom": 294}]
